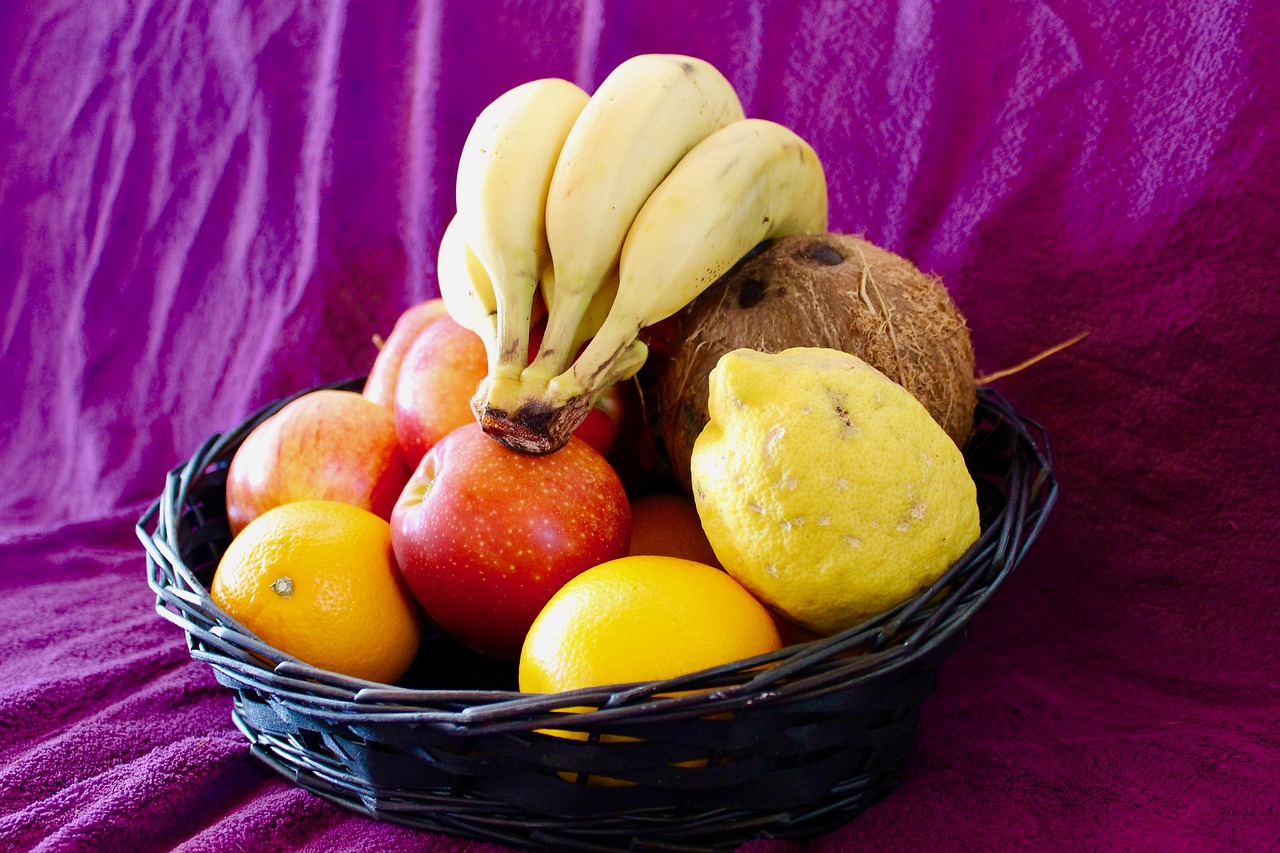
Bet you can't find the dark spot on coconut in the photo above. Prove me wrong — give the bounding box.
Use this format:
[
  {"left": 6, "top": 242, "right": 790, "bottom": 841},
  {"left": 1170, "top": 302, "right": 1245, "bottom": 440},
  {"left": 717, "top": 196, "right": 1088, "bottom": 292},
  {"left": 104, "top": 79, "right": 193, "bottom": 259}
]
[
  {"left": 680, "top": 61, "right": 695, "bottom": 74},
  {"left": 804, "top": 243, "right": 844, "bottom": 266},
  {"left": 737, "top": 278, "right": 767, "bottom": 309}
]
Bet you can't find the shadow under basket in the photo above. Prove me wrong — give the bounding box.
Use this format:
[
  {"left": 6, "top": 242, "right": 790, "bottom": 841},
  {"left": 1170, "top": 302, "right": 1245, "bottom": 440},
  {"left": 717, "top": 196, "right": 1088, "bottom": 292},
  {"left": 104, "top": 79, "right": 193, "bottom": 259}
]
[{"left": 138, "top": 381, "right": 1057, "bottom": 852}]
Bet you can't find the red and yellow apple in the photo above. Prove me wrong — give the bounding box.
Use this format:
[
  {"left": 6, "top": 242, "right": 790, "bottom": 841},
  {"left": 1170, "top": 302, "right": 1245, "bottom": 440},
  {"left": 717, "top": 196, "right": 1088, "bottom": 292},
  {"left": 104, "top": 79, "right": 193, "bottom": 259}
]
[
  {"left": 390, "top": 423, "right": 632, "bottom": 661},
  {"left": 394, "top": 314, "right": 626, "bottom": 465},
  {"left": 394, "top": 314, "right": 489, "bottom": 467},
  {"left": 362, "top": 298, "right": 449, "bottom": 409},
  {"left": 226, "top": 389, "right": 412, "bottom": 535}
]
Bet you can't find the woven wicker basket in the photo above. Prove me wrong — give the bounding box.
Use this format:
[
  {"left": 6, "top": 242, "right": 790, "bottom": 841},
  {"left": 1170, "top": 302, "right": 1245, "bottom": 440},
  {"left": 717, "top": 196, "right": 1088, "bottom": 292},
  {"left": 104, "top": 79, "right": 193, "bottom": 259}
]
[{"left": 138, "top": 379, "right": 1056, "bottom": 851}]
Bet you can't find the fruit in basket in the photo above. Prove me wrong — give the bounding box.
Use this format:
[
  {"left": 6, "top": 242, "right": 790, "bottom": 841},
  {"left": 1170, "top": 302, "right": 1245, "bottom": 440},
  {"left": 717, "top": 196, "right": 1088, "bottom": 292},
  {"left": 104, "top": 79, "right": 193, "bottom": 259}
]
[
  {"left": 450, "top": 78, "right": 589, "bottom": 378},
  {"left": 436, "top": 53, "right": 827, "bottom": 456},
  {"left": 527, "top": 54, "right": 744, "bottom": 392},
  {"left": 518, "top": 555, "right": 781, "bottom": 694},
  {"left": 225, "top": 390, "right": 411, "bottom": 536},
  {"left": 478, "top": 117, "right": 828, "bottom": 455},
  {"left": 479, "top": 54, "right": 744, "bottom": 453},
  {"left": 650, "top": 232, "right": 976, "bottom": 491},
  {"left": 211, "top": 501, "right": 422, "bottom": 684},
  {"left": 362, "top": 297, "right": 449, "bottom": 409},
  {"left": 390, "top": 423, "right": 631, "bottom": 662},
  {"left": 690, "top": 348, "right": 981, "bottom": 636},
  {"left": 627, "top": 494, "right": 720, "bottom": 567},
  {"left": 394, "top": 314, "right": 490, "bottom": 466}
]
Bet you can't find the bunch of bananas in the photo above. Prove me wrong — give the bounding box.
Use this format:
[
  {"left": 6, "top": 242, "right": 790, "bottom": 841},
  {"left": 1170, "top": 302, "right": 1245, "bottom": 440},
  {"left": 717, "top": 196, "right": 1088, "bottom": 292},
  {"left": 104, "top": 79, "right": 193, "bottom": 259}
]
[{"left": 440, "top": 54, "right": 829, "bottom": 454}]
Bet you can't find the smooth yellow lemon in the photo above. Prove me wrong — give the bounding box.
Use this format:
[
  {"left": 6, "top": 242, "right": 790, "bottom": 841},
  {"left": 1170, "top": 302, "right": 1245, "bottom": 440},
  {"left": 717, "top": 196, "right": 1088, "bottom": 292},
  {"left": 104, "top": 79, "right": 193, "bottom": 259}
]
[{"left": 518, "top": 555, "right": 781, "bottom": 694}]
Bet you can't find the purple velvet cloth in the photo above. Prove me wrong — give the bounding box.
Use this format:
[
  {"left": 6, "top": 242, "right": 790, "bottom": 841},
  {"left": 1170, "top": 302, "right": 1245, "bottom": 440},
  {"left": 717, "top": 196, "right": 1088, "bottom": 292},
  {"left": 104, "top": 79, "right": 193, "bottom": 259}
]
[{"left": 2, "top": 1, "right": 1278, "bottom": 850}]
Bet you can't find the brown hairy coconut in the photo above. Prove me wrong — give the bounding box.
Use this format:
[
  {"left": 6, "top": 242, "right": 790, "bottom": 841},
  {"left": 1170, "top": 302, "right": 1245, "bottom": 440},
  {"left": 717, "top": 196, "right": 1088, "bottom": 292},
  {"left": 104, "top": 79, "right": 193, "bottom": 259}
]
[{"left": 648, "top": 232, "right": 976, "bottom": 492}]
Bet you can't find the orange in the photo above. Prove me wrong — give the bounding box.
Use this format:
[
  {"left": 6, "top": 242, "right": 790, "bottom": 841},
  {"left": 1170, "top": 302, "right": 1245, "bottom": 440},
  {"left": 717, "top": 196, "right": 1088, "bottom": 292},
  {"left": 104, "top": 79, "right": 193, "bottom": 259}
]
[
  {"left": 518, "top": 555, "right": 782, "bottom": 694},
  {"left": 211, "top": 500, "right": 422, "bottom": 684},
  {"left": 627, "top": 494, "right": 721, "bottom": 568}
]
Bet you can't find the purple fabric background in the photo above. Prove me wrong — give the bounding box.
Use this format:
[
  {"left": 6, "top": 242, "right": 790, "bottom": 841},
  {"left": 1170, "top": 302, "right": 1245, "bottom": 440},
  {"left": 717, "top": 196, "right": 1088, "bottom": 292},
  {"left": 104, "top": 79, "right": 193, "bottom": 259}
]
[{"left": 2, "top": 1, "right": 1278, "bottom": 850}]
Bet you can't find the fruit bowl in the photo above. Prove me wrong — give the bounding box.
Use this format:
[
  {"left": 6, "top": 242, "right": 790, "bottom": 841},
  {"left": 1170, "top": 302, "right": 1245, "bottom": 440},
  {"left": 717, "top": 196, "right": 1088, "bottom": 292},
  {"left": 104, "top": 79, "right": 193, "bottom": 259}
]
[{"left": 138, "top": 378, "right": 1056, "bottom": 851}]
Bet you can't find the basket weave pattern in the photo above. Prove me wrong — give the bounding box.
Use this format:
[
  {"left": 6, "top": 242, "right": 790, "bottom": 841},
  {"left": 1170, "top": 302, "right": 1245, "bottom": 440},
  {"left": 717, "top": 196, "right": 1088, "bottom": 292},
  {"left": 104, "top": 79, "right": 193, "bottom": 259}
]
[{"left": 138, "top": 381, "right": 1056, "bottom": 851}]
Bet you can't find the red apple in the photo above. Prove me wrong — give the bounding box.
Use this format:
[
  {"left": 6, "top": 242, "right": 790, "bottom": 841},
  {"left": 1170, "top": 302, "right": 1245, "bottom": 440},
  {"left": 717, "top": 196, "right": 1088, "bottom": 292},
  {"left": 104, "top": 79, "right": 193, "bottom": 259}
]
[
  {"left": 394, "top": 315, "right": 489, "bottom": 467},
  {"left": 363, "top": 298, "right": 449, "bottom": 408},
  {"left": 226, "top": 390, "right": 412, "bottom": 536},
  {"left": 390, "top": 423, "right": 632, "bottom": 661}
]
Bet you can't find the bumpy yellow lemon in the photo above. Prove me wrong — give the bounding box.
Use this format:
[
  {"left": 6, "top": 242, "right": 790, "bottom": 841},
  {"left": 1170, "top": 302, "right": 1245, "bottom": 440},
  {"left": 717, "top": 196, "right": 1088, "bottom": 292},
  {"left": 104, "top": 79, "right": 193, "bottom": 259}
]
[{"left": 690, "top": 347, "right": 980, "bottom": 636}]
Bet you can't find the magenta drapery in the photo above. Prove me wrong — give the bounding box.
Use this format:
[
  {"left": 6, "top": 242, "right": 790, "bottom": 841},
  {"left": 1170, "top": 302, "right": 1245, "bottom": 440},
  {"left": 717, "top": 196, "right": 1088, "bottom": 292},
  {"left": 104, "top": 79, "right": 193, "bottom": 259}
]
[{"left": 2, "top": 2, "right": 1277, "bottom": 850}]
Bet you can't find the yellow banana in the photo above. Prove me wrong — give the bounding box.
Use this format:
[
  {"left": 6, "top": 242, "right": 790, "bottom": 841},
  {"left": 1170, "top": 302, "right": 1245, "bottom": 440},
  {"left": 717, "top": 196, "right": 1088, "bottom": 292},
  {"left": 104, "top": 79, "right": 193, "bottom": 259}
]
[
  {"left": 435, "top": 215, "right": 498, "bottom": 365},
  {"left": 454, "top": 78, "right": 589, "bottom": 394},
  {"left": 522, "top": 54, "right": 745, "bottom": 386},
  {"left": 482, "top": 118, "right": 827, "bottom": 454},
  {"left": 586, "top": 118, "right": 827, "bottom": 340}
]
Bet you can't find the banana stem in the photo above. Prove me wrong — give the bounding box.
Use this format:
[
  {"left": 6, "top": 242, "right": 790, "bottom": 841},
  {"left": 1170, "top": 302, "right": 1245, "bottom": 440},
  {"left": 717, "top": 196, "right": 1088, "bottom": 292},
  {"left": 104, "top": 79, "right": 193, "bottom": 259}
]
[
  {"left": 527, "top": 287, "right": 593, "bottom": 384},
  {"left": 492, "top": 277, "right": 538, "bottom": 381},
  {"left": 477, "top": 315, "right": 501, "bottom": 373},
  {"left": 476, "top": 322, "right": 648, "bottom": 456},
  {"left": 555, "top": 312, "right": 643, "bottom": 397}
]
